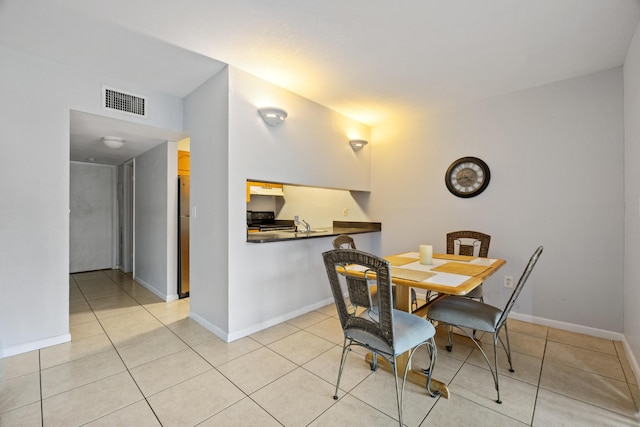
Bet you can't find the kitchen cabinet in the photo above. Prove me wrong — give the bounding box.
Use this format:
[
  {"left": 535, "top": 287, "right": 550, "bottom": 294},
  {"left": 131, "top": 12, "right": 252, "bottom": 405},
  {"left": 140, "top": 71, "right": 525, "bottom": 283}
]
[
  {"left": 178, "top": 150, "right": 190, "bottom": 176},
  {"left": 246, "top": 181, "right": 284, "bottom": 202}
]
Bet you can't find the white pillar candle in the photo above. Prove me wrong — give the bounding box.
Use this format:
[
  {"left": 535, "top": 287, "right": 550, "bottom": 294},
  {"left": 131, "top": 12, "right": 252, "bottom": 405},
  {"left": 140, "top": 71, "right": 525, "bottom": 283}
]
[{"left": 420, "top": 244, "right": 433, "bottom": 265}]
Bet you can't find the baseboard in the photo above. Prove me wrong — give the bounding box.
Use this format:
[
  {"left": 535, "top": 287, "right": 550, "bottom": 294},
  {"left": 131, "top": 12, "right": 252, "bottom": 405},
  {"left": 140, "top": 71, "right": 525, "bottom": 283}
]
[
  {"left": 508, "top": 311, "right": 624, "bottom": 340},
  {"left": 227, "top": 297, "right": 336, "bottom": 342},
  {"left": 189, "top": 297, "right": 335, "bottom": 343},
  {"left": 0, "top": 333, "right": 71, "bottom": 359},
  {"left": 188, "top": 312, "right": 229, "bottom": 341},
  {"left": 132, "top": 275, "right": 178, "bottom": 302}
]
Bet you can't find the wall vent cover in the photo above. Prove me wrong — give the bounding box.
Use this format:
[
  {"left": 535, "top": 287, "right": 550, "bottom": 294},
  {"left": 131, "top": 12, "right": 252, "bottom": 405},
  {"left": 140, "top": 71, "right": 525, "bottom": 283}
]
[{"left": 102, "top": 86, "right": 147, "bottom": 117}]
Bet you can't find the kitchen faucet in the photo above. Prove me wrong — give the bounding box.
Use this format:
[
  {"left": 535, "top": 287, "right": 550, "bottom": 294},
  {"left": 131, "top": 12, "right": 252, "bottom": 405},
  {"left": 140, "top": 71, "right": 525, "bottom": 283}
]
[{"left": 294, "top": 215, "right": 311, "bottom": 232}]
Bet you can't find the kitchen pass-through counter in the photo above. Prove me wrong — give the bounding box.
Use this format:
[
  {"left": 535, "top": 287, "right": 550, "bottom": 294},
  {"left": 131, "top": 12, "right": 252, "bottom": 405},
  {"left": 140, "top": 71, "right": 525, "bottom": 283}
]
[{"left": 247, "top": 221, "right": 381, "bottom": 243}]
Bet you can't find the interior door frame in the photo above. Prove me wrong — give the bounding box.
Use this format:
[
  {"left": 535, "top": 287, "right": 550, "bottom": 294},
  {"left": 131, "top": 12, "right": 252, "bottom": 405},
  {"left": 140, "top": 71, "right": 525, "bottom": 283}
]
[{"left": 121, "top": 159, "right": 135, "bottom": 273}]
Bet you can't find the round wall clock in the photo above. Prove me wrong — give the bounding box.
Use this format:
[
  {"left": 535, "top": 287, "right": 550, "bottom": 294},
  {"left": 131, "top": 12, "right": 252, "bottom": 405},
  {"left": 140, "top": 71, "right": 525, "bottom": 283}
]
[{"left": 445, "top": 156, "right": 491, "bottom": 198}]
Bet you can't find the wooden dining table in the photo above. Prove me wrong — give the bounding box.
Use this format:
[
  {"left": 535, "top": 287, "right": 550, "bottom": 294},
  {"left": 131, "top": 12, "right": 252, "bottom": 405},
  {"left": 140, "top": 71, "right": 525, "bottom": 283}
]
[{"left": 356, "top": 251, "right": 506, "bottom": 398}]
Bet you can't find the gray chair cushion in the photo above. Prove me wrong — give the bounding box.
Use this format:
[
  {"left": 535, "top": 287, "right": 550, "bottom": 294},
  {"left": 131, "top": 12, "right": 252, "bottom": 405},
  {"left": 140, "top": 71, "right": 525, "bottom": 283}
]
[
  {"left": 348, "top": 309, "right": 436, "bottom": 355},
  {"left": 428, "top": 296, "right": 502, "bottom": 333}
]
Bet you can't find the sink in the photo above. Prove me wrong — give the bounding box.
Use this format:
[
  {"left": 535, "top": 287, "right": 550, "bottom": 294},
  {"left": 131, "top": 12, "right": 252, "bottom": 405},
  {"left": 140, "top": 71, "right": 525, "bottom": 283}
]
[{"left": 284, "top": 229, "right": 328, "bottom": 234}]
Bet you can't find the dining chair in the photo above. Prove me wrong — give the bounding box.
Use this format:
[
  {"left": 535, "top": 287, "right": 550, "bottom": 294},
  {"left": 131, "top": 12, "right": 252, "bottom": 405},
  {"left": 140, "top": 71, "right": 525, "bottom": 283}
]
[
  {"left": 447, "top": 230, "right": 491, "bottom": 302},
  {"left": 427, "top": 246, "right": 543, "bottom": 404},
  {"left": 332, "top": 234, "right": 356, "bottom": 249},
  {"left": 331, "top": 235, "right": 416, "bottom": 310},
  {"left": 322, "top": 248, "right": 439, "bottom": 426}
]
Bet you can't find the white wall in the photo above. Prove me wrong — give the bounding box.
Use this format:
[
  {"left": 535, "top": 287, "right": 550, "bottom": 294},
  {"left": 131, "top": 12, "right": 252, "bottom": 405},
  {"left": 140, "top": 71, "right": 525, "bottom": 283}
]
[
  {"left": 275, "top": 185, "right": 371, "bottom": 228},
  {"left": 134, "top": 141, "right": 178, "bottom": 300},
  {"left": 185, "top": 67, "right": 231, "bottom": 337},
  {"left": 0, "top": 45, "right": 184, "bottom": 357},
  {"left": 623, "top": 22, "right": 640, "bottom": 370},
  {"left": 69, "top": 162, "right": 116, "bottom": 273},
  {"left": 223, "top": 67, "right": 375, "bottom": 339},
  {"left": 186, "top": 66, "right": 376, "bottom": 341},
  {"left": 371, "top": 68, "right": 624, "bottom": 334}
]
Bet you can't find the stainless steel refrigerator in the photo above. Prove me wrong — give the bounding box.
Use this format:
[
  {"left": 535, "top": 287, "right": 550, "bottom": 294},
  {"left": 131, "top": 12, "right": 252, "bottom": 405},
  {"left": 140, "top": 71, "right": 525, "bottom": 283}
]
[{"left": 178, "top": 175, "right": 190, "bottom": 298}]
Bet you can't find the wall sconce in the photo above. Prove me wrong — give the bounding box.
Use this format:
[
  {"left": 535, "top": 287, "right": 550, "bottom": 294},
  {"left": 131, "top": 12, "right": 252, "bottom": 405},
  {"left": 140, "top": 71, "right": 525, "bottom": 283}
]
[
  {"left": 258, "top": 107, "right": 288, "bottom": 126},
  {"left": 349, "top": 139, "right": 368, "bottom": 152},
  {"left": 102, "top": 136, "right": 125, "bottom": 149}
]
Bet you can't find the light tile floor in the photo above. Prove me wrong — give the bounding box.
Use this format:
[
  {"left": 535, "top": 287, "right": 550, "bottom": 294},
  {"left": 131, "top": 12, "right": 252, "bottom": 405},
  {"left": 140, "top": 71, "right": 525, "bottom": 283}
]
[{"left": 1, "top": 270, "right": 639, "bottom": 426}]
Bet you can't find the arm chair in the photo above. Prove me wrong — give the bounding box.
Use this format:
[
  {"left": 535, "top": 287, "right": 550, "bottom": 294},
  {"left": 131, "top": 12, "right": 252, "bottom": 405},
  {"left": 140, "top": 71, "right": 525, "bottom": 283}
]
[
  {"left": 322, "top": 248, "right": 439, "bottom": 426},
  {"left": 447, "top": 230, "right": 491, "bottom": 302},
  {"left": 427, "top": 246, "right": 543, "bottom": 404}
]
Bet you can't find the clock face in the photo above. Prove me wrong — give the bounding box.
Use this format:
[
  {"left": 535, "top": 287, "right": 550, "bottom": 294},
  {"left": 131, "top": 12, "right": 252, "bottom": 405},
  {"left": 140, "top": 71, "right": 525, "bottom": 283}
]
[{"left": 445, "top": 157, "right": 490, "bottom": 198}]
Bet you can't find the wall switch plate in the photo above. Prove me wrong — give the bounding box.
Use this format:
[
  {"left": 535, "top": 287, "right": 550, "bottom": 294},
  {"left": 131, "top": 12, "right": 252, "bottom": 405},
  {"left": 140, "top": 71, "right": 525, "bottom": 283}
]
[
  {"left": 504, "top": 275, "right": 513, "bottom": 288},
  {"left": 343, "top": 208, "right": 349, "bottom": 216}
]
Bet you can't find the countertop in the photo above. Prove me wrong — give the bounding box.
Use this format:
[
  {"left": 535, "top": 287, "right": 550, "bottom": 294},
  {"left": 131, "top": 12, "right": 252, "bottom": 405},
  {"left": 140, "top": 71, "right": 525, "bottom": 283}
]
[{"left": 247, "top": 221, "right": 382, "bottom": 243}]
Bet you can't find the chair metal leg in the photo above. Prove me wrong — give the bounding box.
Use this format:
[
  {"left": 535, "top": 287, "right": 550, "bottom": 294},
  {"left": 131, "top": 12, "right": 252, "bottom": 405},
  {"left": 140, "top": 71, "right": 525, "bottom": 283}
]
[
  {"left": 333, "top": 338, "right": 351, "bottom": 400},
  {"left": 492, "top": 332, "right": 502, "bottom": 404},
  {"left": 392, "top": 356, "right": 403, "bottom": 427},
  {"left": 446, "top": 324, "right": 454, "bottom": 352},
  {"left": 500, "top": 323, "right": 514, "bottom": 372}
]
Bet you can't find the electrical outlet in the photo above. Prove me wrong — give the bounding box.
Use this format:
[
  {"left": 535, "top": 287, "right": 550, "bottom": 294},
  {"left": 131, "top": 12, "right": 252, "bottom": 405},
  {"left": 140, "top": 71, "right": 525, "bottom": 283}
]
[
  {"left": 343, "top": 208, "right": 349, "bottom": 217},
  {"left": 504, "top": 275, "right": 513, "bottom": 288}
]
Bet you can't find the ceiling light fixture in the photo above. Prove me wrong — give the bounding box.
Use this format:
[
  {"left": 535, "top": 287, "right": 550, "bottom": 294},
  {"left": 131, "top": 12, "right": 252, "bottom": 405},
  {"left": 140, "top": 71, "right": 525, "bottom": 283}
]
[
  {"left": 102, "top": 136, "right": 125, "bottom": 149},
  {"left": 258, "top": 107, "right": 288, "bottom": 126},
  {"left": 349, "top": 139, "right": 368, "bottom": 152}
]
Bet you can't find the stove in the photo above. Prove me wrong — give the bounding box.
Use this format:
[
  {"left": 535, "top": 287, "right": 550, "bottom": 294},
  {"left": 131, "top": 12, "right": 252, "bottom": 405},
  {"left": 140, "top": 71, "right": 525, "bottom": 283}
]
[{"left": 247, "top": 211, "right": 296, "bottom": 232}]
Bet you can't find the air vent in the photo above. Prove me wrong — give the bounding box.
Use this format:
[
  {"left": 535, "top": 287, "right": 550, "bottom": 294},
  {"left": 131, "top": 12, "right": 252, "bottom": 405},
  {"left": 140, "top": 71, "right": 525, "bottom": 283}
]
[{"left": 102, "top": 86, "right": 147, "bottom": 117}]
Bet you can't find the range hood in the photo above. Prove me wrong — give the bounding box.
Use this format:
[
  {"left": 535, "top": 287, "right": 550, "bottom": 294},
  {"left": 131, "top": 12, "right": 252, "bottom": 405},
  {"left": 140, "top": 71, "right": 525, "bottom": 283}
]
[{"left": 249, "top": 184, "right": 285, "bottom": 197}]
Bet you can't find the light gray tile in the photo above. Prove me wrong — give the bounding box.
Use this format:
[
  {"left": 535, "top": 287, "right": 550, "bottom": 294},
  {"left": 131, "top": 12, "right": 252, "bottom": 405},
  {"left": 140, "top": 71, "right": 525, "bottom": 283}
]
[
  {"left": 615, "top": 340, "right": 639, "bottom": 386},
  {"left": 40, "top": 333, "right": 113, "bottom": 369},
  {"left": 0, "top": 350, "right": 40, "bottom": 382},
  {"left": 480, "top": 330, "right": 546, "bottom": 359},
  {"left": 303, "top": 345, "right": 374, "bottom": 393},
  {"left": 129, "top": 348, "right": 212, "bottom": 396},
  {"left": 84, "top": 400, "right": 161, "bottom": 427},
  {"left": 218, "top": 347, "right": 296, "bottom": 394},
  {"left": 147, "top": 370, "right": 244, "bottom": 427},
  {"left": 309, "top": 394, "right": 398, "bottom": 427},
  {"left": 42, "top": 371, "right": 143, "bottom": 426},
  {"left": 0, "top": 401, "right": 42, "bottom": 427},
  {"left": 268, "top": 330, "right": 335, "bottom": 365},
  {"left": 505, "top": 318, "right": 548, "bottom": 339},
  {"left": 198, "top": 397, "right": 281, "bottom": 427},
  {"left": 533, "top": 388, "right": 639, "bottom": 426},
  {"left": 547, "top": 328, "right": 616, "bottom": 355},
  {"left": 286, "top": 310, "right": 331, "bottom": 329},
  {"left": 465, "top": 346, "right": 543, "bottom": 386},
  {"left": 447, "top": 363, "right": 537, "bottom": 424},
  {"left": 249, "top": 322, "right": 300, "bottom": 345},
  {"left": 251, "top": 368, "right": 337, "bottom": 427},
  {"left": 545, "top": 341, "right": 625, "bottom": 381},
  {"left": 164, "top": 317, "right": 217, "bottom": 347},
  {"left": 424, "top": 392, "right": 528, "bottom": 427},
  {"left": 0, "top": 372, "right": 40, "bottom": 414},
  {"left": 41, "top": 349, "right": 126, "bottom": 398},
  {"left": 539, "top": 361, "right": 637, "bottom": 418},
  {"left": 193, "top": 336, "right": 262, "bottom": 367},
  {"left": 305, "top": 316, "right": 345, "bottom": 344},
  {"left": 70, "top": 319, "right": 104, "bottom": 340},
  {"left": 115, "top": 328, "right": 188, "bottom": 369},
  {"left": 349, "top": 363, "right": 439, "bottom": 426}
]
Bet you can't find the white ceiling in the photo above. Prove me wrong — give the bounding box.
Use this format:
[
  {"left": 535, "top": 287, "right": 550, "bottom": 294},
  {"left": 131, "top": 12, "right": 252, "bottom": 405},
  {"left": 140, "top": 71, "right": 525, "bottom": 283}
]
[{"left": 1, "top": 0, "right": 639, "bottom": 164}]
